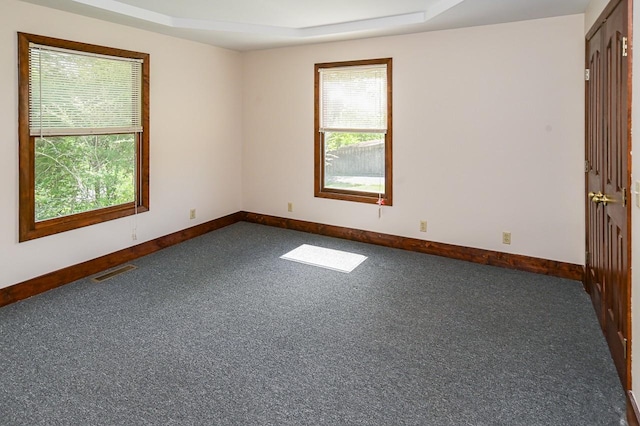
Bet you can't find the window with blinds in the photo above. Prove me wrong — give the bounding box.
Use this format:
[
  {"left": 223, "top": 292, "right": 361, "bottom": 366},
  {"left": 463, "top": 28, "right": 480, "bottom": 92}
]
[
  {"left": 319, "top": 64, "right": 387, "bottom": 134},
  {"left": 29, "top": 44, "right": 143, "bottom": 137},
  {"left": 314, "top": 58, "right": 392, "bottom": 205},
  {"left": 18, "top": 32, "right": 150, "bottom": 242}
]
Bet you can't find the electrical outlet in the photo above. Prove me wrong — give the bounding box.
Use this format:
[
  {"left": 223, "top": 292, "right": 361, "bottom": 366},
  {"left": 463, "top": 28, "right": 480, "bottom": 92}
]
[
  {"left": 287, "top": 202, "right": 293, "bottom": 212},
  {"left": 419, "top": 220, "right": 427, "bottom": 232},
  {"left": 502, "top": 232, "right": 511, "bottom": 245},
  {"left": 190, "top": 209, "right": 196, "bottom": 220}
]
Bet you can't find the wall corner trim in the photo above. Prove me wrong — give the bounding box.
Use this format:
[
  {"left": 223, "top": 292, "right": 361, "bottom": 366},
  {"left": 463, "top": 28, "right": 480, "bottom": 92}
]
[
  {"left": 0, "top": 210, "right": 583, "bottom": 309},
  {"left": 241, "top": 212, "right": 584, "bottom": 281},
  {"left": 0, "top": 212, "right": 243, "bottom": 308}
]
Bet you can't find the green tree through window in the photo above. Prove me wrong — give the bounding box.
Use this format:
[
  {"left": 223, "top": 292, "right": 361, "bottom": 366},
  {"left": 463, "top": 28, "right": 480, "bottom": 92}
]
[
  {"left": 18, "top": 33, "right": 149, "bottom": 241},
  {"left": 35, "top": 135, "right": 135, "bottom": 221}
]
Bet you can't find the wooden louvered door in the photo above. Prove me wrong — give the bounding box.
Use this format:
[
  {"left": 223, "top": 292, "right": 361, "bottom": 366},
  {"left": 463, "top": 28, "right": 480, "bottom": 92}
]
[{"left": 585, "top": 0, "right": 631, "bottom": 390}]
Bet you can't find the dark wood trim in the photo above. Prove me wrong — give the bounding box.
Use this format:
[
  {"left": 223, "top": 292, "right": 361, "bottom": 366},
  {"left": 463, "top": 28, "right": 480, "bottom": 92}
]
[
  {"left": 0, "top": 210, "right": 586, "bottom": 308},
  {"left": 583, "top": 20, "right": 591, "bottom": 295},
  {"left": 140, "top": 48, "right": 151, "bottom": 212},
  {"left": 17, "top": 32, "right": 32, "bottom": 242},
  {"left": 17, "top": 32, "right": 151, "bottom": 241},
  {"left": 628, "top": 391, "right": 640, "bottom": 426},
  {"left": 386, "top": 57, "right": 393, "bottom": 206},
  {"left": 314, "top": 57, "right": 393, "bottom": 206},
  {"left": 624, "top": 0, "right": 633, "bottom": 392},
  {"left": 0, "top": 212, "right": 242, "bottom": 308},
  {"left": 241, "top": 212, "right": 583, "bottom": 280}
]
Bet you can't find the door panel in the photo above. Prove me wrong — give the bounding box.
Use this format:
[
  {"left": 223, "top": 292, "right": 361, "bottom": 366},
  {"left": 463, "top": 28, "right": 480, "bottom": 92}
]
[
  {"left": 585, "top": 0, "right": 630, "bottom": 390},
  {"left": 586, "top": 24, "right": 605, "bottom": 325}
]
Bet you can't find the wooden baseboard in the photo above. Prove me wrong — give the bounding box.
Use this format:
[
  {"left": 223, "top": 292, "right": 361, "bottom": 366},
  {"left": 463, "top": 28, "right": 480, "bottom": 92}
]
[
  {"left": 0, "top": 210, "right": 584, "bottom": 309},
  {"left": 241, "top": 212, "right": 583, "bottom": 281},
  {"left": 628, "top": 391, "right": 640, "bottom": 426},
  {"left": 0, "top": 212, "right": 242, "bottom": 308}
]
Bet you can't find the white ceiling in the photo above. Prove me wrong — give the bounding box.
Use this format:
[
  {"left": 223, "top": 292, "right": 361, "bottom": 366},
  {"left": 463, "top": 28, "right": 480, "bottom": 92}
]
[{"left": 19, "top": 0, "right": 590, "bottom": 51}]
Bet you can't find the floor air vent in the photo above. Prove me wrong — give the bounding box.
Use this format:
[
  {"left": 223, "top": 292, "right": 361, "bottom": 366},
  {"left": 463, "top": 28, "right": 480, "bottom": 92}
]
[{"left": 92, "top": 265, "right": 137, "bottom": 282}]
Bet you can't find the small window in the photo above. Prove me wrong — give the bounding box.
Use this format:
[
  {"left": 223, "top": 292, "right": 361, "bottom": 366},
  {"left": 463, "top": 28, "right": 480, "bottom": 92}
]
[
  {"left": 314, "top": 58, "right": 392, "bottom": 205},
  {"left": 18, "top": 33, "right": 149, "bottom": 241}
]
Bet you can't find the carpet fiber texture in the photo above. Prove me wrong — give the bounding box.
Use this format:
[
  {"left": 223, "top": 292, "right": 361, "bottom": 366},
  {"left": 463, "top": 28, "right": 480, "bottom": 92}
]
[{"left": 0, "top": 222, "right": 627, "bottom": 425}]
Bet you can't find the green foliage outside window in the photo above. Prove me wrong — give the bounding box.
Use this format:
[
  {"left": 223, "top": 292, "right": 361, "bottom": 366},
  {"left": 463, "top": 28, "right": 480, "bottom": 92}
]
[
  {"left": 30, "top": 42, "right": 141, "bottom": 222},
  {"left": 325, "top": 132, "right": 380, "bottom": 151},
  {"left": 35, "top": 134, "right": 135, "bottom": 221}
]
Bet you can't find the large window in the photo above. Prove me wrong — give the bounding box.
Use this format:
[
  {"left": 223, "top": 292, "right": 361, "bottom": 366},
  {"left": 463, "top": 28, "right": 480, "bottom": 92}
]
[
  {"left": 18, "top": 33, "right": 149, "bottom": 241},
  {"left": 314, "top": 58, "right": 392, "bottom": 205}
]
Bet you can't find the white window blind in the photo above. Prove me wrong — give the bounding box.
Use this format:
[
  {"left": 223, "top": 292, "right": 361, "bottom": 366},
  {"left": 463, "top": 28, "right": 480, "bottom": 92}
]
[
  {"left": 319, "top": 64, "right": 387, "bottom": 133},
  {"left": 29, "top": 43, "right": 143, "bottom": 137}
]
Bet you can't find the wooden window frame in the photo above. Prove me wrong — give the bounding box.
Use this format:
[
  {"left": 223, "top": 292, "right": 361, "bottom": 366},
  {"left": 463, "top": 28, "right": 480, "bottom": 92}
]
[
  {"left": 314, "top": 57, "right": 392, "bottom": 205},
  {"left": 18, "top": 32, "right": 150, "bottom": 242}
]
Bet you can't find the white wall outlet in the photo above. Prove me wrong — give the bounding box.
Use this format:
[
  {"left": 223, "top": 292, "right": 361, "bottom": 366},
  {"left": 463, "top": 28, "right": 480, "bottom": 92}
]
[
  {"left": 502, "top": 232, "right": 511, "bottom": 245},
  {"left": 419, "top": 220, "right": 427, "bottom": 232},
  {"left": 190, "top": 209, "right": 196, "bottom": 220},
  {"left": 287, "top": 202, "right": 293, "bottom": 212}
]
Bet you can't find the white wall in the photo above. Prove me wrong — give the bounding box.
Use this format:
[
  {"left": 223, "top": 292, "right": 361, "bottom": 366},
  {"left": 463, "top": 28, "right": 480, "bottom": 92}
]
[
  {"left": 585, "top": 0, "right": 610, "bottom": 33},
  {"left": 0, "top": 0, "right": 243, "bottom": 289},
  {"left": 0, "top": 4, "right": 587, "bottom": 287},
  {"left": 242, "top": 14, "right": 585, "bottom": 264}
]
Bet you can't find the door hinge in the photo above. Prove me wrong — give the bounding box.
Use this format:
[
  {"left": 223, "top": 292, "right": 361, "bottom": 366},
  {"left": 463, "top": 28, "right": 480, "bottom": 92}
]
[
  {"left": 585, "top": 251, "right": 590, "bottom": 264},
  {"left": 623, "top": 337, "right": 628, "bottom": 358},
  {"left": 585, "top": 68, "right": 590, "bottom": 81},
  {"left": 623, "top": 187, "right": 627, "bottom": 206},
  {"left": 623, "top": 37, "right": 628, "bottom": 57},
  {"left": 584, "top": 160, "right": 589, "bottom": 172}
]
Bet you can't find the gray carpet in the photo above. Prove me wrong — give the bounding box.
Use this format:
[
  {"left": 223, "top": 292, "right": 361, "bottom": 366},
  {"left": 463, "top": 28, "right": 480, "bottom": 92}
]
[{"left": 0, "top": 222, "right": 627, "bottom": 425}]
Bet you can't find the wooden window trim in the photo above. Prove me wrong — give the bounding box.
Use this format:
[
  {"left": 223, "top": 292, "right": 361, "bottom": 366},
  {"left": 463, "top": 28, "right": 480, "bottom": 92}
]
[
  {"left": 17, "top": 32, "right": 150, "bottom": 242},
  {"left": 314, "top": 57, "right": 393, "bottom": 206}
]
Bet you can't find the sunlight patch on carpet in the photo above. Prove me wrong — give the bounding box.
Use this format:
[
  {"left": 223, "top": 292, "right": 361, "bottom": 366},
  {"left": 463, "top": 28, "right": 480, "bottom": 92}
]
[{"left": 280, "top": 244, "right": 367, "bottom": 273}]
